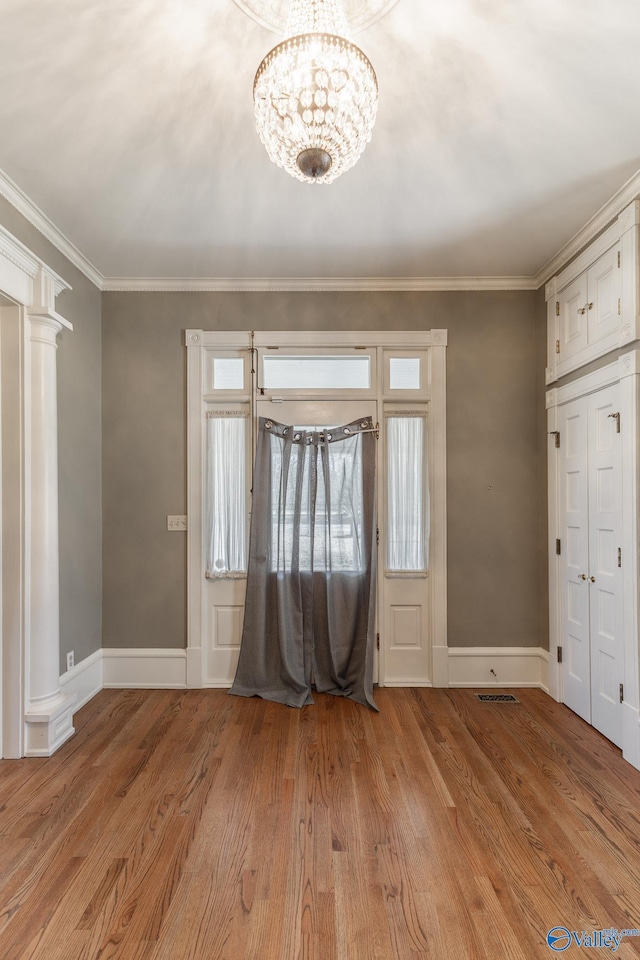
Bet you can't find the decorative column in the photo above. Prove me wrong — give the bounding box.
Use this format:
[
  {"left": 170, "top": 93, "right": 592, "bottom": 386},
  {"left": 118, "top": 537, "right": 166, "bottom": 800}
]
[{"left": 23, "top": 268, "right": 76, "bottom": 756}]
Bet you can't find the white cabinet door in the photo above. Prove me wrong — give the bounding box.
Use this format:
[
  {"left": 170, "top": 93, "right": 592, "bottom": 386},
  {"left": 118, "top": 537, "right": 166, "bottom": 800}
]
[
  {"left": 559, "top": 398, "right": 591, "bottom": 723},
  {"left": 558, "top": 385, "right": 623, "bottom": 746},
  {"left": 551, "top": 242, "right": 623, "bottom": 380},
  {"left": 558, "top": 273, "right": 589, "bottom": 361},
  {"left": 587, "top": 386, "right": 623, "bottom": 747},
  {"left": 587, "top": 245, "right": 621, "bottom": 347}
]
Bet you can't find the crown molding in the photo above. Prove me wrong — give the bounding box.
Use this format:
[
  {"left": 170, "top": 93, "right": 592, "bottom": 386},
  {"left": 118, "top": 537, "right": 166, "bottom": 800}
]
[
  {"left": 102, "top": 275, "right": 538, "bottom": 292},
  {"left": 0, "top": 168, "right": 104, "bottom": 290},
  {"left": 535, "top": 168, "right": 640, "bottom": 286},
  {"left": 3, "top": 163, "right": 640, "bottom": 295}
]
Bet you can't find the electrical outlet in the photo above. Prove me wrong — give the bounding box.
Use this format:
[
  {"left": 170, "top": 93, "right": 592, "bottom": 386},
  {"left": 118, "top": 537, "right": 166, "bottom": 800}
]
[
  {"left": 66, "top": 651, "right": 74, "bottom": 672},
  {"left": 167, "top": 515, "right": 188, "bottom": 531}
]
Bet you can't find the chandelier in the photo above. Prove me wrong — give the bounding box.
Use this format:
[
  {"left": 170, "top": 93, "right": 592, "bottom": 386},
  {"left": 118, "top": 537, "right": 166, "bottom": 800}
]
[{"left": 253, "top": 0, "right": 379, "bottom": 184}]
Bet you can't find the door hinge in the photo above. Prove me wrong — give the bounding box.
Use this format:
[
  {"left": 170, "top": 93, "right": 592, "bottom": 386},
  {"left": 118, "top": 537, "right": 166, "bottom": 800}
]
[
  {"left": 549, "top": 430, "right": 560, "bottom": 448},
  {"left": 607, "top": 411, "right": 620, "bottom": 433},
  {"left": 618, "top": 298, "right": 621, "bottom": 316},
  {"left": 555, "top": 302, "right": 560, "bottom": 317},
  {"left": 555, "top": 338, "right": 561, "bottom": 354},
  {"left": 555, "top": 538, "right": 561, "bottom": 556},
  {"left": 620, "top": 683, "right": 624, "bottom": 704},
  {"left": 618, "top": 547, "right": 622, "bottom": 568},
  {"left": 557, "top": 646, "right": 563, "bottom": 663},
  {"left": 618, "top": 250, "right": 621, "bottom": 268},
  {"left": 376, "top": 527, "right": 379, "bottom": 546},
  {"left": 376, "top": 633, "right": 380, "bottom": 651}
]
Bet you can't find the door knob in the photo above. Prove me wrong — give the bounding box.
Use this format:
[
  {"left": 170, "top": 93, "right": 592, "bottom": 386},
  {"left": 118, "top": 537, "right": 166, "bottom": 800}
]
[
  {"left": 589, "top": 576, "right": 596, "bottom": 582},
  {"left": 578, "top": 573, "right": 587, "bottom": 580}
]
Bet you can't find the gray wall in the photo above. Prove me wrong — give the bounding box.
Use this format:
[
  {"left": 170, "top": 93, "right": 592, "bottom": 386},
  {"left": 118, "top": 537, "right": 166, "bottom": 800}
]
[
  {"left": 102, "top": 289, "right": 548, "bottom": 651},
  {"left": 0, "top": 197, "right": 103, "bottom": 673}
]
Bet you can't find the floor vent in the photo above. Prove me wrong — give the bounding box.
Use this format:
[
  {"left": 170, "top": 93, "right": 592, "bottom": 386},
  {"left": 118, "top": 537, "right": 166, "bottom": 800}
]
[{"left": 476, "top": 694, "right": 519, "bottom": 703}]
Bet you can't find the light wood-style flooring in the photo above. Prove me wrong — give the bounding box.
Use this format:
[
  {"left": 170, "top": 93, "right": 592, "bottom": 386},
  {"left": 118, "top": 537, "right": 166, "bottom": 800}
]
[{"left": 1, "top": 687, "right": 640, "bottom": 959}]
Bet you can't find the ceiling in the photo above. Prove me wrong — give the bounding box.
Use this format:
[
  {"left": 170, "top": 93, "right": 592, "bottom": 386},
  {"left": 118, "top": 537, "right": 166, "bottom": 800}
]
[{"left": 1, "top": 0, "right": 640, "bottom": 287}]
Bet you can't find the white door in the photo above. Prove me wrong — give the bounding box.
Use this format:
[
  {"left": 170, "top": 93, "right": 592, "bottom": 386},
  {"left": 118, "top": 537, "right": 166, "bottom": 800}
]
[
  {"left": 558, "top": 272, "right": 589, "bottom": 359},
  {"left": 587, "top": 386, "right": 623, "bottom": 747},
  {"left": 558, "top": 384, "right": 623, "bottom": 746},
  {"left": 586, "top": 245, "right": 620, "bottom": 347},
  {"left": 205, "top": 399, "right": 378, "bottom": 685},
  {"left": 559, "top": 397, "right": 590, "bottom": 722}
]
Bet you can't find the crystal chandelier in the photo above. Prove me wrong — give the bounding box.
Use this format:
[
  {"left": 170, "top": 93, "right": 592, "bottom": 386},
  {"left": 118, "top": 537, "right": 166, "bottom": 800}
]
[{"left": 253, "top": 0, "right": 378, "bottom": 184}]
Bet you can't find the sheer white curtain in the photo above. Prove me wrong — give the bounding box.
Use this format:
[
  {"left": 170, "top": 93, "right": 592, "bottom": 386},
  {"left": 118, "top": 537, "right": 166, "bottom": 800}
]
[
  {"left": 386, "top": 412, "right": 428, "bottom": 572},
  {"left": 205, "top": 411, "right": 247, "bottom": 578}
]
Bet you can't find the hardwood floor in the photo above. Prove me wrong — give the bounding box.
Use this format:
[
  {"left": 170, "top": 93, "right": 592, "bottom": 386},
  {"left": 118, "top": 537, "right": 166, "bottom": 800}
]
[{"left": 1, "top": 688, "right": 640, "bottom": 959}]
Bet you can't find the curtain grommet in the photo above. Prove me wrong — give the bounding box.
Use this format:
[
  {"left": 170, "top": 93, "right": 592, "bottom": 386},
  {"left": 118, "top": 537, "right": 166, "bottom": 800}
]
[{"left": 265, "top": 420, "right": 273, "bottom": 429}]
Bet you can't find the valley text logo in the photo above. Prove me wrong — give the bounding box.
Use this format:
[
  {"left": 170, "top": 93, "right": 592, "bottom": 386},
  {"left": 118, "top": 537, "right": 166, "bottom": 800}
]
[{"left": 547, "top": 925, "right": 640, "bottom": 952}]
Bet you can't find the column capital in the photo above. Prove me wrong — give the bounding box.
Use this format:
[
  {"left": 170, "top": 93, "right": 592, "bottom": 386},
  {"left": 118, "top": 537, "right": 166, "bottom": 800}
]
[{"left": 28, "top": 306, "right": 73, "bottom": 337}]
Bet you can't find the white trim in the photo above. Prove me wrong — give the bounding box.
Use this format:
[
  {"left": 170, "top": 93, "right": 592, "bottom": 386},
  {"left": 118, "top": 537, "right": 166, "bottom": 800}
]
[
  {"left": 447, "top": 646, "right": 549, "bottom": 690},
  {"left": 535, "top": 168, "right": 640, "bottom": 286},
  {"left": 59, "top": 649, "right": 103, "bottom": 711},
  {"left": 189, "top": 330, "right": 449, "bottom": 349},
  {"left": 103, "top": 276, "right": 537, "bottom": 293},
  {"left": 2, "top": 163, "right": 640, "bottom": 295},
  {"left": 548, "top": 357, "right": 620, "bottom": 406},
  {"left": 0, "top": 225, "right": 74, "bottom": 759},
  {"left": 187, "top": 329, "right": 448, "bottom": 690},
  {"left": 102, "top": 648, "right": 187, "bottom": 688},
  {"left": 0, "top": 169, "right": 103, "bottom": 290}
]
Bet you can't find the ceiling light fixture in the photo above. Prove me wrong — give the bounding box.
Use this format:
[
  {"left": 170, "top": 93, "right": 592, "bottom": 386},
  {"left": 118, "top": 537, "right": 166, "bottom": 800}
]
[{"left": 253, "top": 0, "right": 378, "bottom": 184}]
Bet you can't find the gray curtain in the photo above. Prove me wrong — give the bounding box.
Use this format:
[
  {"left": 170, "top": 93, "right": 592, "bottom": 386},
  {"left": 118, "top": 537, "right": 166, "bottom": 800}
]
[{"left": 229, "top": 416, "right": 378, "bottom": 710}]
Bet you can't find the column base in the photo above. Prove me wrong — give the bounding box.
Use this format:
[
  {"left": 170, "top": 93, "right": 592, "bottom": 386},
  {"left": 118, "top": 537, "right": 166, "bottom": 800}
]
[{"left": 24, "top": 692, "right": 77, "bottom": 757}]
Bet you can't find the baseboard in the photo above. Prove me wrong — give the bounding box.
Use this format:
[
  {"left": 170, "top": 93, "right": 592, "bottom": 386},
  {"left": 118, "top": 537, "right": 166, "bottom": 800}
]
[
  {"left": 59, "top": 649, "right": 103, "bottom": 710},
  {"left": 622, "top": 701, "right": 640, "bottom": 771},
  {"left": 102, "top": 648, "right": 187, "bottom": 688},
  {"left": 447, "top": 646, "right": 549, "bottom": 689},
  {"left": 61, "top": 646, "right": 549, "bottom": 707}
]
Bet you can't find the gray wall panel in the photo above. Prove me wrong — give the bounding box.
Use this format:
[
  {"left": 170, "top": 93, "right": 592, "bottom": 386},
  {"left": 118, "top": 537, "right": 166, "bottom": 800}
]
[{"left": 102, "top": 289, "right": 545, "bottom": 651}]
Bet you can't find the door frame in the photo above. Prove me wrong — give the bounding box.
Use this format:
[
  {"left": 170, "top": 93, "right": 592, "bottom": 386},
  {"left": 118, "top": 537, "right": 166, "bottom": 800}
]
[
  {"left": 547, "top": 348, "right": 640, "bottom": 768},
  {"left": 186, "top": 329, "right": 448, "bottom": 690},
  {"left": 0, "top": 225, "right": 73, "bottom": 758}
]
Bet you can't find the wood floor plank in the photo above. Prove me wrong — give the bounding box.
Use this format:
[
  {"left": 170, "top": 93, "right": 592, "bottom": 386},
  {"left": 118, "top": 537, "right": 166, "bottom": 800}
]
[{"left": 2, "top": 688, "right": 640, "bottom": 959}]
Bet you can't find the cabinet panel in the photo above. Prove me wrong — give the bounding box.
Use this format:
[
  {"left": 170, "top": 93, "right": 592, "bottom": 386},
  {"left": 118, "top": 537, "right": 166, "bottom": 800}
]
[
  {"left": 558, "top": 273, "right": 588, "bottom": 359},
  {"left": 587, "top": 245, "right": 620, "bottom": 345}
]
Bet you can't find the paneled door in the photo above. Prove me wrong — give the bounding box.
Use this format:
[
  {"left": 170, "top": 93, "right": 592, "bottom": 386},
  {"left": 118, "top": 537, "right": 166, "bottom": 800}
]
[{"left": 558, "top": 383, "right": 623, "bottom": 746}]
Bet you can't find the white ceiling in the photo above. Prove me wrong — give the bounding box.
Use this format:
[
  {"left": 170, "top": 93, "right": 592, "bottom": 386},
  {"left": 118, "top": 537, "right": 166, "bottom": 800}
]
[{"left": 1, "top": 0, "right": 640, "bottom": 285}]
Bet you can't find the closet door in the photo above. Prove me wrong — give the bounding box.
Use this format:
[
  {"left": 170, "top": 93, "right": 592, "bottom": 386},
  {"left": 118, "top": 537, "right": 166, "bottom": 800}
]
[
  {"left": 558, "top": 398, "right": 590, "bottom": 723},
  {"left": 587, "top": 385, "right": 623, "bottom": 747},
  {"left": 558, "top": 384, "right": 623, "bottom": 746}
]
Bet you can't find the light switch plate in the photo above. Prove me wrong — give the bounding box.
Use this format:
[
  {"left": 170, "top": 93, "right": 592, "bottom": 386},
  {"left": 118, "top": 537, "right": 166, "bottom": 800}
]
[{"left": 167, "top": 515, "right": 188, "bottom": 531}]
